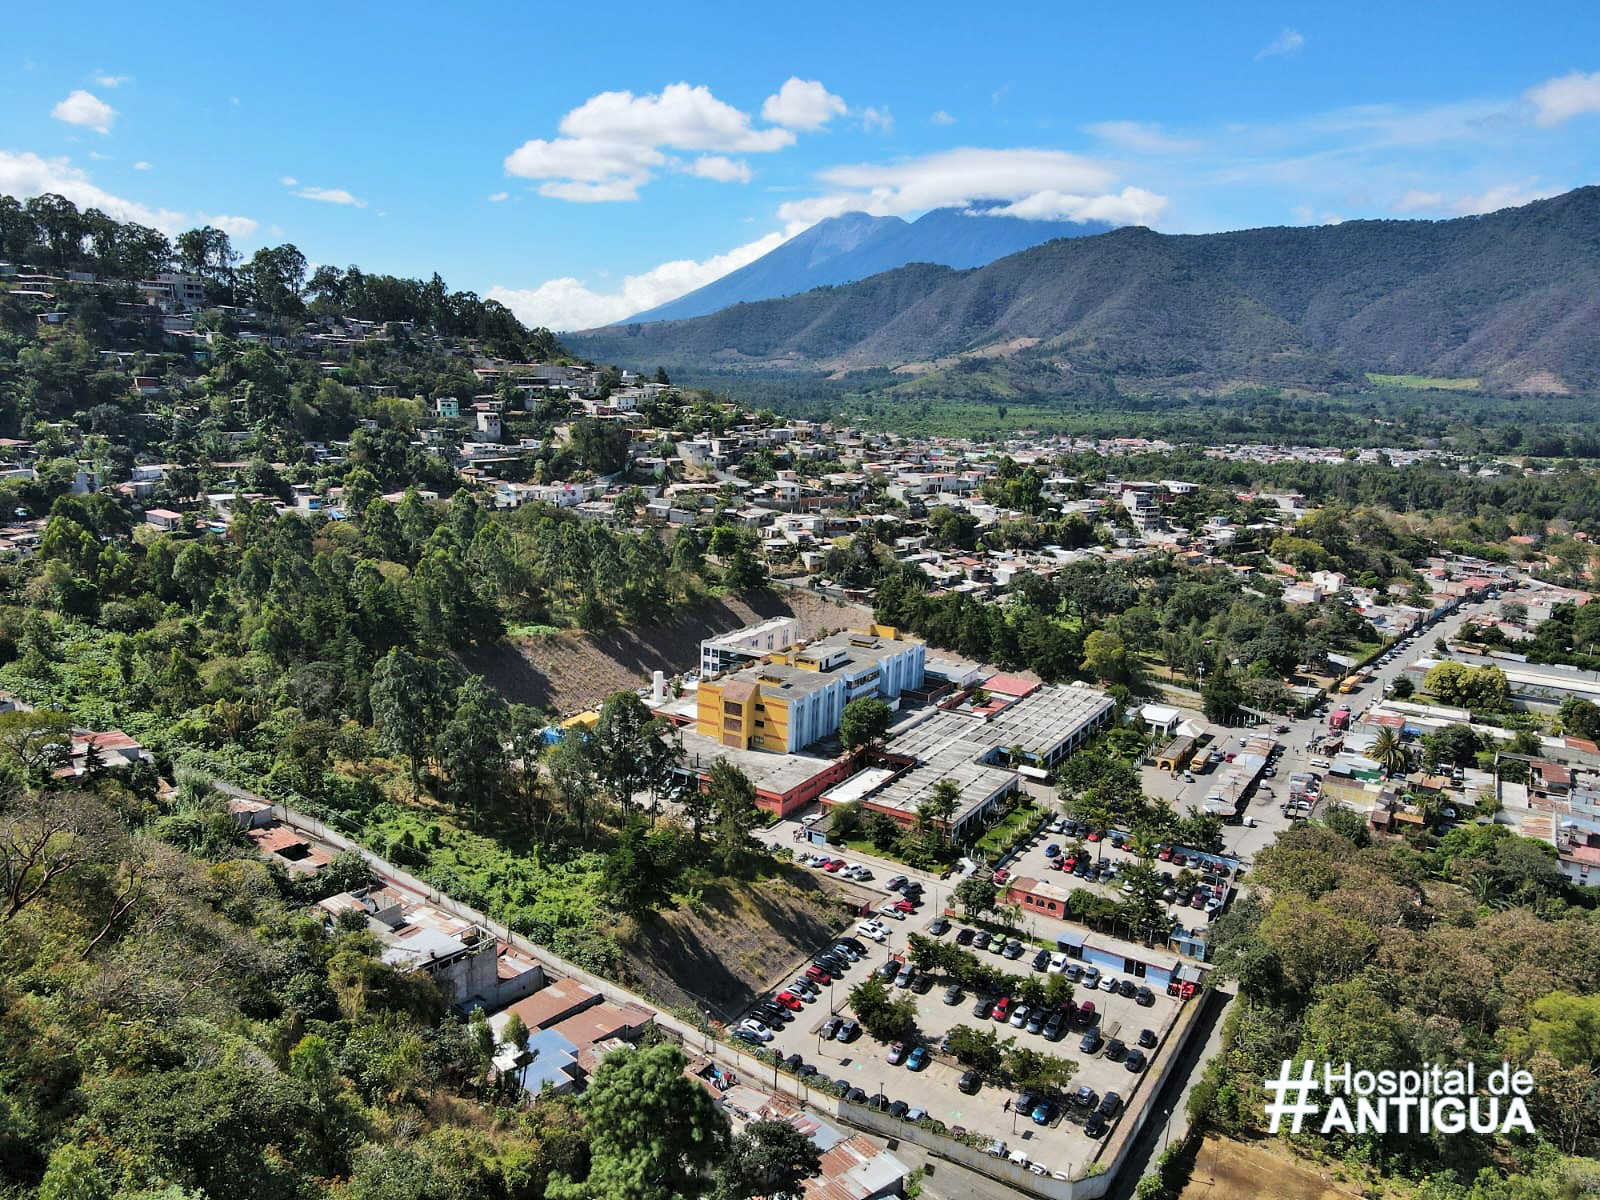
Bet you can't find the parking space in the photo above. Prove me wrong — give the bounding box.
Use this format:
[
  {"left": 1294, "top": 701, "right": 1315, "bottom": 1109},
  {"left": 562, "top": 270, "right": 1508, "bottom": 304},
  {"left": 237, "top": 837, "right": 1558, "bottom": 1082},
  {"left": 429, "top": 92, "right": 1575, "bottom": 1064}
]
[
  {"left": 1002, "top": 820, "right": 1235, "bottom": 938},
  {"left": 732, "top": 904, "right": 1186, "bottom": 1178}
]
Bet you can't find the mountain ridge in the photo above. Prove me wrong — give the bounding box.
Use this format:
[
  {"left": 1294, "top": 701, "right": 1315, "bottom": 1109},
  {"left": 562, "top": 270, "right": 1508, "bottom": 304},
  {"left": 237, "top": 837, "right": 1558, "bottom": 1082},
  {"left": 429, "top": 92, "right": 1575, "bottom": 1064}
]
[
  {"left": 621, "top": 204, "right": 1113, "bottom": 324},
  {"left": 571, "top": 187, "right": 1600, "bottom": 396}
]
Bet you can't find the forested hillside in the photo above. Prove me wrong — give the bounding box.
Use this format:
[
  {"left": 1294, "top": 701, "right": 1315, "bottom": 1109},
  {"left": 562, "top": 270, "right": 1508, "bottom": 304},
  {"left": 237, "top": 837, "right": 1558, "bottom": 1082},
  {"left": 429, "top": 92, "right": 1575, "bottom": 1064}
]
[{"left": 570, "top": 187, "right": 1600, "bottom": 398}]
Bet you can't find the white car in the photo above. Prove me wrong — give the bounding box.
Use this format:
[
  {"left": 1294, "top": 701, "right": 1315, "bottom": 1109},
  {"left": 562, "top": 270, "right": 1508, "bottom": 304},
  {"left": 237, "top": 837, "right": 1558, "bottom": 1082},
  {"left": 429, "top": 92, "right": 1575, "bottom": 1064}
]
[
  {"left": 736, "top": 1020, "right": 774, "bottom": 1042},
  {"left": 856, "top": 922, "right": 888, "bottom": 942},
  {"left": 877, "top": 904, "right": 907, "bottom": 921},
  {"left": 1047, "top": 951, "right": 1069, "bottom": 974},
  {"left": 1099, "top": 976, "right": 1117, "bottom": 992},
  {"left": 1008, "top": 1004, "right": 1031, "bottom": 1028}
]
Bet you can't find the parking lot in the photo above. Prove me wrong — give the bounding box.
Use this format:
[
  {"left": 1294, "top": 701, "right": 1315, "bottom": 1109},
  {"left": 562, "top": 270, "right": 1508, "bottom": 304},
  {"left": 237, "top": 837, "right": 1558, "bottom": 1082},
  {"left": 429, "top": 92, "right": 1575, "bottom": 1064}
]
[
  {"left": 732, "top": 899, "right": 1188, "bottom": 1178},
  {"left": 1001, "top": 817, "right": 1237, "bottom": 940}
]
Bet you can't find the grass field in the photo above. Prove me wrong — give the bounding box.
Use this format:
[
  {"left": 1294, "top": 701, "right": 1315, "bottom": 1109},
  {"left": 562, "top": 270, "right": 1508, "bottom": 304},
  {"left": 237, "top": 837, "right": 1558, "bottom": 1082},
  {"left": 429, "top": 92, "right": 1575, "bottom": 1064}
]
[{"left": 1365, "top": 372, "right": 1482, "bottom": 391}]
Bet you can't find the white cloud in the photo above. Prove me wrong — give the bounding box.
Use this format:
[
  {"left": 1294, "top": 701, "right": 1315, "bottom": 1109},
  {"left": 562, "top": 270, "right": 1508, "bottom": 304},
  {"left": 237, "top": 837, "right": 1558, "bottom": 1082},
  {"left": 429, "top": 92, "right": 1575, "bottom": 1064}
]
[
  {"left": 88, "top": 151, "right": 112, "bottom": 161},
  {"left": 202, "top": 213, "right": 259, "bottom": 238},
  {"left": 1391, "top": 189, "right": 1445, "bottom": 213},
  {"left": 0, "top": 149, "right": 255, "bottom": 237},
  {"left": 1256, "top": 28, "right": 1305, "bottom": 60},
  {"left": 1390, "top": 181, "right": 1559, "bottom": 216},
  {"left": 93, "top": 73, "right": 131, "bottom": 88},
  {"left": 291, "top": 185, "right": 367, "bottom": 208},
  {"left": 860, "top": 106, "right": 894, "bottom": 134},
  {"left": 1525, "top": 70, "right": 1600, "bottom": 127},
  {"left": 505, "top": 81, "right": 798, "bottom": 202},
  {"left": 689, "top": 154, "right": 752, "bottom": 183},
  {"left": 1083, "top": 120, "right": 1200, "bottom": 154},
  {"left": 133, "top": 160, "right": 151, "bottom": 170},
  {"left": 930, "top": 110, "right": 956, "bottom": 126},
  {"left": 762, "top": 78, "right": 847, "bottom": 131},
  {"left": 778, "top": 147, "right": 1161, "bottom": 225},
  {"left": 489, "top": 229, "right": 790, "bottom": 330},
  {"left": 279, "top": 175, "right": 298, "bottom": 186},
  {"left": 51, "top": 89, "right": 117, "bottom": 134},
  {"left": 487, "top": 191, "right": 510, "bottom": 202},
  {"left": 982, "top": 186, "right": 1168, "bottom": 225}
]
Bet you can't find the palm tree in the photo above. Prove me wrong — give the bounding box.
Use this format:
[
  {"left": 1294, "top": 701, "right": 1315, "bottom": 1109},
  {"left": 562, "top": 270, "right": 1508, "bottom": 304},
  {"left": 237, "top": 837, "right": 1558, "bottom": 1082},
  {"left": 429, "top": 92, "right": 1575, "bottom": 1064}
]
[{"left": 1372, "top": 727, "right": 1408, "bottom": 778}]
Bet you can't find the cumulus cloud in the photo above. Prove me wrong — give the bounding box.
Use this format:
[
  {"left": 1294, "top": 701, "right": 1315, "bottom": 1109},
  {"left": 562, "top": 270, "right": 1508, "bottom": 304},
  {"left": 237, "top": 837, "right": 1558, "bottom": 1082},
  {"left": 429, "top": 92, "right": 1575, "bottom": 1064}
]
[
  {"left": 859, "top": 106, "right": 894, "bottom": 134},
  {"left": 52, "top": 89, "right": 117, "bottom": 134},
  {"left": 1390, "top": 180, "right": 1559, "bottom": 216},
  {"left": 1083, "top": 120, "right": 1200, "bottom": 154},
  {"left": 92, "top": 72, "right": 131, "bottom": 88},
  {"left": 1526, "top": 70, "right": 1600, "bottom": 127},
  {"left": 777, "top": 147, "right": 1162, "bottom": 226},
  {"left": 487, "top": 191, "right": 510, "bottom": 202},
  {"left": 133, "top": 160, "right": 151, "bottom": 170},
  {"left": 761, "top": 78, "right": 847, "bottom": 131},
  {"left": 930, "top": 110, "right": 956, "bottom": 126},
  {"left": 982, "top": 186, "right": 1169, "bottom": 224},
  {"left": 504, "top": 82, "right": 799, "bottom": 201},
  {"left": 291, "top": 185, "right": 367, "bottom": 207},
  {"left": 489, "top": 229, "right": 791, "bottom": 330},
  {"left": 1256, "top": 28, "right": 1305, "bottom": 60},
  {"left": 689, "top": 154, "right": 752, "bottom": 183},
  {"left": 1392, "top": 189, "right": 1445, "bottom": 213},
  {"left": 0, "top": 149, "right": 254, "bottom": 237},
  {"left": 202, "top": 214, "right": 259, "bottom": 238}
]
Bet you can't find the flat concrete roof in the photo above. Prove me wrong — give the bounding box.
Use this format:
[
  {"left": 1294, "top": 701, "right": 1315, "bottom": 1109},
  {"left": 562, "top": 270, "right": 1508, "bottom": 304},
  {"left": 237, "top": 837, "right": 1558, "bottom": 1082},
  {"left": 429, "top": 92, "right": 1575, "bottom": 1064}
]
[{"left": 678, "top": 727, "right": 838, "bottom": 798}]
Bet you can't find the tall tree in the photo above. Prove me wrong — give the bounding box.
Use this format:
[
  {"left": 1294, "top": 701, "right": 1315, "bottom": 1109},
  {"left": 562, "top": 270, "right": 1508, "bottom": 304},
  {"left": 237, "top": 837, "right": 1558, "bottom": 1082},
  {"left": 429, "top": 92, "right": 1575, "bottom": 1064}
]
[{"left": 549, "top": 1043, "right": 728, "bottom": 1200}]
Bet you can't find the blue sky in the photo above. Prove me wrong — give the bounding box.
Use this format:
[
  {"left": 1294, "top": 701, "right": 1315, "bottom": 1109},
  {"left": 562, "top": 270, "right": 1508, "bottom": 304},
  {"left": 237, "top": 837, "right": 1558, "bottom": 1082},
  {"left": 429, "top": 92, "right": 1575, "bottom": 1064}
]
[{"left": 4, "top": 1, "right": 1599, "bottom": 329}]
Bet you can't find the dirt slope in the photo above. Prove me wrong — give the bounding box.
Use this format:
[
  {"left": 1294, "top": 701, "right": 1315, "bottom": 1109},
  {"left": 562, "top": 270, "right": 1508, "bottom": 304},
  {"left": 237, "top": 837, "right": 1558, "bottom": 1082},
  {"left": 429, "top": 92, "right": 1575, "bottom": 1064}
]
[{"left": 460, "top": 587, "right": 874, "bottom": 715}]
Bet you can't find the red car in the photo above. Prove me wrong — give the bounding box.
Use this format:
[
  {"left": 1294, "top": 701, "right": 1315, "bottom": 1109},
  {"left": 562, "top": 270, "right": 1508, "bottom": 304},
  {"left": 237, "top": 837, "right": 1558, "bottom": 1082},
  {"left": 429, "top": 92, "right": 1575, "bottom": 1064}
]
[
  {"left": 993, "top": 868, "right": 1011, "bottom": 885},
  {"left": 1157, "top": 846, "right": 1174, "bottom": 862},
  {"left": 775, "top": 991, "right": 805, "bottom": 1011},
  {"left": 892, "top": 898, "right": 915, "bottom": 913},
  {"left": 1063, "top": 855, "right": 1079, "bottom": 869},
  {"left": 824, "top": 859, "right": 844, "bottom": 872},
  {"left": 992, "top": 996, "right": 1012, "bottom": 1021},
  {"left": 1085, "top": 830, "right": 1101, "bottom": 843},
  {"left": 805, "top": 965, "right": 831, "bottom": 984}
]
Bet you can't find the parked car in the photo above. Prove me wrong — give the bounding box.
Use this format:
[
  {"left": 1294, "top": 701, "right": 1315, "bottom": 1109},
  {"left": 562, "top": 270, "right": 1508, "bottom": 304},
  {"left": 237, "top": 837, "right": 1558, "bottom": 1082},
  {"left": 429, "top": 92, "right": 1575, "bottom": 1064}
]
[
  {"left": 874, "top": 959, "right": 899, "bottom": 981},
  {"left": 790, "top": 978, "right": 819, "bottom": 998},
  {"left": 894, "top": 964, "right": 917, "bottom": 989},
  {"left": 943, "top": 984, "right": 964, "bottom": 1006},
  {"left": 991, "top": 996, "right": 1013, "bottom": 1021},
  {"left": 736, "top": 1020, "right": 774, "bottom": 1041},
  {"left": 1080, "top": 966, "right": 1100, "bottom": 988},
  {"left": 972, "top": 993, "right": 997, "bottom": 1019},
  {"left": 804, "top": 966, "right": 830, "bottom": 984},
  {"left": 1077, "top": 999, "right": 1096, "bottom": 1024},
  {"left": 1031, "top": 948, "right": 1052, "bottom": 972},
  {"left": 906, "top": 1045, "right": 930, "bottom": 1071},
  {"left": 1030, "top": 1098, "right": 1054, "bottom": 1125},
  {"left": 1099, "top": 1090, "right": 1122, "bottom": 1117},
  {"left": 845, "top": 1086, "right": 867, "bottom": 1103},
  {"left": 1083, "top": 1112, "right": 1106, "bottom": 1138},
  {"left": 1044, "top": 843, "right": 1060, "bottom": 858},
  {"left": 1079, "top": 1028, "right": 1103, "bottom": 1054},
  {"left": 886, "top": 1041, "right": 908, "bottom": 1065},
  {"left": 1135, "top": 985, "right": 1155, "bottom": 1006},
  {"left": 928, "top": 916, "right": 950, "bottom": 936},
  {"left": 1138, "top": 1028, "right": 1158, "bottom": 1048},
  {"left": 972, "top": 931, "right": 992, "bottom": 951},
  {"left": 775, "top": 991, "right": 804, "bottom": 1011},
  {"left": 1104, "top": 1037, "right": 1127, "bottom": 1061},
  {"left": 877, "top": 903, "right": 907, "bottom": 921},
  {"left": 835, "top": 1019, "right": 860, "bottom": 1043},
  {"left": 1125, "top": 1048, "right": 1148, "bottom": 1072},
  {"left": 1118, "top": 979, "right": 1136, "bottom": 998},
  {"left": 958, "top": 1069, "right": 982, "bottom": 1094},
  {"left": 1072, "top": 1085, "right": 1098, "bottom": 1109},
  {"left": 820, "top": 1016, "right": 842, "bottom": 1039},
  {"left": 856, "top": 922, "right": 888, "bottom": 942},
  {"left": 733, "top": 1027, "right": 767, "bottom": 1045},
  {"left": 1064, "top": 963, "right": 1082, "bottom": 983},
  {"left": 1007, "top": 1004, "right": 1031, "bottom": 1028},
  {"left": 1043, "top": 1009, "right": 1066, "bottom": 1041},
  {"left": 955, "top": 927, "right": 976, "bottom": 946},
  {"left": 1003, "top": 939, "right": 1025, "bottom": 960},
  {"left": 1026, "top": 1008, "right": 1048, "bottom": 1035},
  {"left": 886, "top": 875, "right": 908, "bottom": 892}
]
